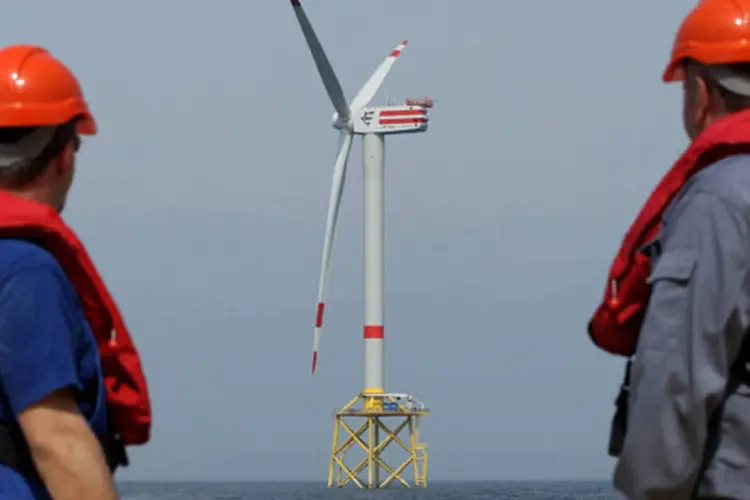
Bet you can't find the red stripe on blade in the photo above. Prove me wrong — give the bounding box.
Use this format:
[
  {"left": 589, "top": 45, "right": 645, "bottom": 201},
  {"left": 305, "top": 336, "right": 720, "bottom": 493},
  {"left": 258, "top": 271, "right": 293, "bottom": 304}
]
[{"left": 315, "top": 302, "right": 325, "bottom": 327}]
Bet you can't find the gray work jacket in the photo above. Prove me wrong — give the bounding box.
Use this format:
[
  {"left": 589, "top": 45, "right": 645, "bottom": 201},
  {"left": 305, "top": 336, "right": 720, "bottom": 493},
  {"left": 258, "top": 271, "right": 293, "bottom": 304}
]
[{"left": 613, "top": 153, "right": 750, "bottom": 499}]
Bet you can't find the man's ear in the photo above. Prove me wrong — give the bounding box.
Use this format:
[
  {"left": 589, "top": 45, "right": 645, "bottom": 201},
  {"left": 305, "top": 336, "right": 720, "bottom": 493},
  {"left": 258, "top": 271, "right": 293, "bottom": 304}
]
[
  {"left": 694, "top": 76, "right": 716, "bottom": 118},
  {"left": 50, "top": 141, "right": 76, "bottom": 178},
  {"left": 692, "top": 74, "right": 713, "bottom": 123},
  {"left": 683, "top": 66, "right": 714, "bottom": 138}
]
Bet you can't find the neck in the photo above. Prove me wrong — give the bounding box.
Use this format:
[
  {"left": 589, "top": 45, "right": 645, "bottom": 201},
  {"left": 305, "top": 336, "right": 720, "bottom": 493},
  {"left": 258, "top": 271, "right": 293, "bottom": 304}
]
[
  {"left": 0, "top": 187, "right": 59, "bottom": 211},
  {"left": 704, "top": 111, "right": 728, "bottom": 131}
]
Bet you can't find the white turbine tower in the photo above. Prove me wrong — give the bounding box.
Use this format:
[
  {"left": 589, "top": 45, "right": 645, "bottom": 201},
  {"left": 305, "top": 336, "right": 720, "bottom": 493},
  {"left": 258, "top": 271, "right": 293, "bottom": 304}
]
[
  {"left": 290, "top": 0, "right": 430, "bottom": 378},
  {"left": 290, "top": 0, "right": 434, "bottom": 488}
]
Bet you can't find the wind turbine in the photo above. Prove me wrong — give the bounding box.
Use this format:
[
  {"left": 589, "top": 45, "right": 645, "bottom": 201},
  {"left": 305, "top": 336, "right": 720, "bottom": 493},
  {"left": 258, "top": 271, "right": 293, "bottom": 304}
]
[{"left": 290, "top": 0, "right": 433, "bottom": 487}]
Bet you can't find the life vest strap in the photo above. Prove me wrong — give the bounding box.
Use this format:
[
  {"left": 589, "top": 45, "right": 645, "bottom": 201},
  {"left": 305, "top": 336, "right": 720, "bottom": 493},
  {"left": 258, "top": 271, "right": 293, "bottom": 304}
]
[
  {"left": 0, "top": 420, "right": 34, "bottom": 475},
  {"left": 730, "top": 335, "right": 750, "bottom": 388},
  {"left": 607, "top": 358, "right": 632, "bottom": 457}
]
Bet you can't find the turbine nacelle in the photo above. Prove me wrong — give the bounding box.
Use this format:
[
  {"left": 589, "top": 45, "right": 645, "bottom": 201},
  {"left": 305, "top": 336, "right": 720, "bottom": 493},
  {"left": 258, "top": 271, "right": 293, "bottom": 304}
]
[{"left": 352, "top": 105, "right": 429, "bottom": 135}]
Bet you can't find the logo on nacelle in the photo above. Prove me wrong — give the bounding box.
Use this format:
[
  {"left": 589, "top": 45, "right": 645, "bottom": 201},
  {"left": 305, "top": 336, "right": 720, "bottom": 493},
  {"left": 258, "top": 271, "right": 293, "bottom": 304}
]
[{"left": 360, "top": 109, "right": 374, "bottom": 127}]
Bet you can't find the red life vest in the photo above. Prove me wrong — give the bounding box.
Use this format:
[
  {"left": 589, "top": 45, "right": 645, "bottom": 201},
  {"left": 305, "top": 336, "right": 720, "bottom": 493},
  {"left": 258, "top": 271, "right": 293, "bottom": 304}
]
[
  {"left": 589, "top": 108, "right": 750, "bottom": 356},
  {"left": 0, "top": 191, "right": 151, "bottom": 445}
]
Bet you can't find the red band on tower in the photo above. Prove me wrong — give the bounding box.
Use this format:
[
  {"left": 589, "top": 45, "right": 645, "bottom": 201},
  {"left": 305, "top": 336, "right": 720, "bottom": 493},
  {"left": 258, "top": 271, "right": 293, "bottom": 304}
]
[{"left": 364, "top": 326, "right": 384, "bottom": 339}]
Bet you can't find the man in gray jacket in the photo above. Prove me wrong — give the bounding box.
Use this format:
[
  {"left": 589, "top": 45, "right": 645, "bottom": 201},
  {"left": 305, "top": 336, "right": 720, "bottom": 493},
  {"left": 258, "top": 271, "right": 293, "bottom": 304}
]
[{"left": 591, "top": 1, "right": 750, "bottom": 498}]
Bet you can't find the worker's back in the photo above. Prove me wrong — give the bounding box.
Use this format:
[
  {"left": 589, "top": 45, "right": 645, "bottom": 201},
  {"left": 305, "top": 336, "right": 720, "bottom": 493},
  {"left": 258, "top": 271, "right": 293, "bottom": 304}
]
[
  {"left": 614, "top": 152, "right": 750, "bottom": 498},
  {"left": 0, "top": 239, "right": 109, "bottom": 499},
  {"left": 679, "top": 154, "right": 750, "bottom": 495}
]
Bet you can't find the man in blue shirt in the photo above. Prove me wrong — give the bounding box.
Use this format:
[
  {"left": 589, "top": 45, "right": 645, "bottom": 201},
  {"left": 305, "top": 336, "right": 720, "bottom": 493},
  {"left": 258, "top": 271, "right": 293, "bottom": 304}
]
[
  {"left": 0, "top": 240, "right": 113, "bottom": 498},
  {"left": 0, "top": 46, "right": 119, "bottom": 498}
]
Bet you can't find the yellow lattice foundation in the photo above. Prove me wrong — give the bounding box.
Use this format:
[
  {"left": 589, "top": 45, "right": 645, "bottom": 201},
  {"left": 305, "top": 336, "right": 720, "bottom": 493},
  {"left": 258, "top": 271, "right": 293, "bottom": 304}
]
[{"left": 327, "top": 393, "right": 429, "bottom": 489}]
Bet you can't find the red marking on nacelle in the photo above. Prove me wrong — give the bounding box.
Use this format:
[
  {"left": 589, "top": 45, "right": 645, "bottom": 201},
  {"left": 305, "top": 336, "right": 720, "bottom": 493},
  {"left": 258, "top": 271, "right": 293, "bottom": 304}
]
[
  {"left": 379, "top": 118, "right": 427, "bottom": 125},
  {"left": 379, "top": 109, "right": 426, "bottom": 117}
]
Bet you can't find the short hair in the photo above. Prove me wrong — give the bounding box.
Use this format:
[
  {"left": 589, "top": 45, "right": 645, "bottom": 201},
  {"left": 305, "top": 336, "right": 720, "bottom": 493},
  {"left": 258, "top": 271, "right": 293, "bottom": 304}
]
[
  {"left": 686, "top": 59, "right": 750, "bottom": 113},
  {"left": 0, "top": 120, "right": 78, "bottom": 189}
]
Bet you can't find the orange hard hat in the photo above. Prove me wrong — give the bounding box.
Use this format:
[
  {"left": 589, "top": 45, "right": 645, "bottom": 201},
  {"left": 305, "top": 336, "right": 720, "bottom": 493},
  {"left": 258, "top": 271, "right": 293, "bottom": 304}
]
[
  {"left": 663, "top": 0, "right": 750, "bottom": 83},
  {"left": 0, "top": 45, "right": 96, "bottom": 135}
]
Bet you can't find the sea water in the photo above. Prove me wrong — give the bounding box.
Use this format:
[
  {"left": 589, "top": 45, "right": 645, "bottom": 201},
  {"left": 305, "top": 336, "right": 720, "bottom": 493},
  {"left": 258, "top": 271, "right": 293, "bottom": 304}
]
[{"left": 117, "top": 480, "right": 616, "bottom": 500}]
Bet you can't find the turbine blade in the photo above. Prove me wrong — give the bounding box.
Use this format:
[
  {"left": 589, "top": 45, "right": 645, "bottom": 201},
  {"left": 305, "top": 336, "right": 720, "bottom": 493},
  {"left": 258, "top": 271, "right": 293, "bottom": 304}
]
[
  {"left": 290, "top": 0, "right": 350, "bottom": 122},
  {"left": 349, "top": 40, "right": 408, "bottom": 112},
  {"left": 312, "top": 129, "right": 354, "bottom": 374}
]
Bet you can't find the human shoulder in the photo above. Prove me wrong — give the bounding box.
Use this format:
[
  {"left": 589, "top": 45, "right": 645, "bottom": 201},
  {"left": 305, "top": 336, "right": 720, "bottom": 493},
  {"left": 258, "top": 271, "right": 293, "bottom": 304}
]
[
  {"left": 661, "top": 153, "right": 750, "bottom": 236},
  {"left": 0, "top": 238, "right": 79, "bottom": 314},
  {"left": 657, "top": 164, "right": 750, "bottom": 282},
  {"left": 685, "top": 153, "right": 750, "bottom": 211},
  {"left": 0, "top": 238, "right": 67, "bottom": 282}
]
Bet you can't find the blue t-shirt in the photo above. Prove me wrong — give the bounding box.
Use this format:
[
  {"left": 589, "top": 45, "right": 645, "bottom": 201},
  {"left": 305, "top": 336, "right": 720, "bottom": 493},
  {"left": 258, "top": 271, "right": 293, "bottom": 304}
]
[{"left": 0, "top": 238, "right": 109, "bottom": 499}]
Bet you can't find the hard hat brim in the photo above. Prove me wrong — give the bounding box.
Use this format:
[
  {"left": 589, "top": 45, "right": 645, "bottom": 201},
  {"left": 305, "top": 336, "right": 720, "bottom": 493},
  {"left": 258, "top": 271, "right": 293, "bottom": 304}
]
[{"left": 76, "top": 112, "right": 97, "bottom": 135}]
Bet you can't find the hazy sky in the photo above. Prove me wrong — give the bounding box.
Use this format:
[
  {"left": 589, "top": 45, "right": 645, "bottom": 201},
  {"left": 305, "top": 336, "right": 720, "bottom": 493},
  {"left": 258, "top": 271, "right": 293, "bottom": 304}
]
[{"left": 4, "top": 0, "right": 695, "bottom": 482}]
